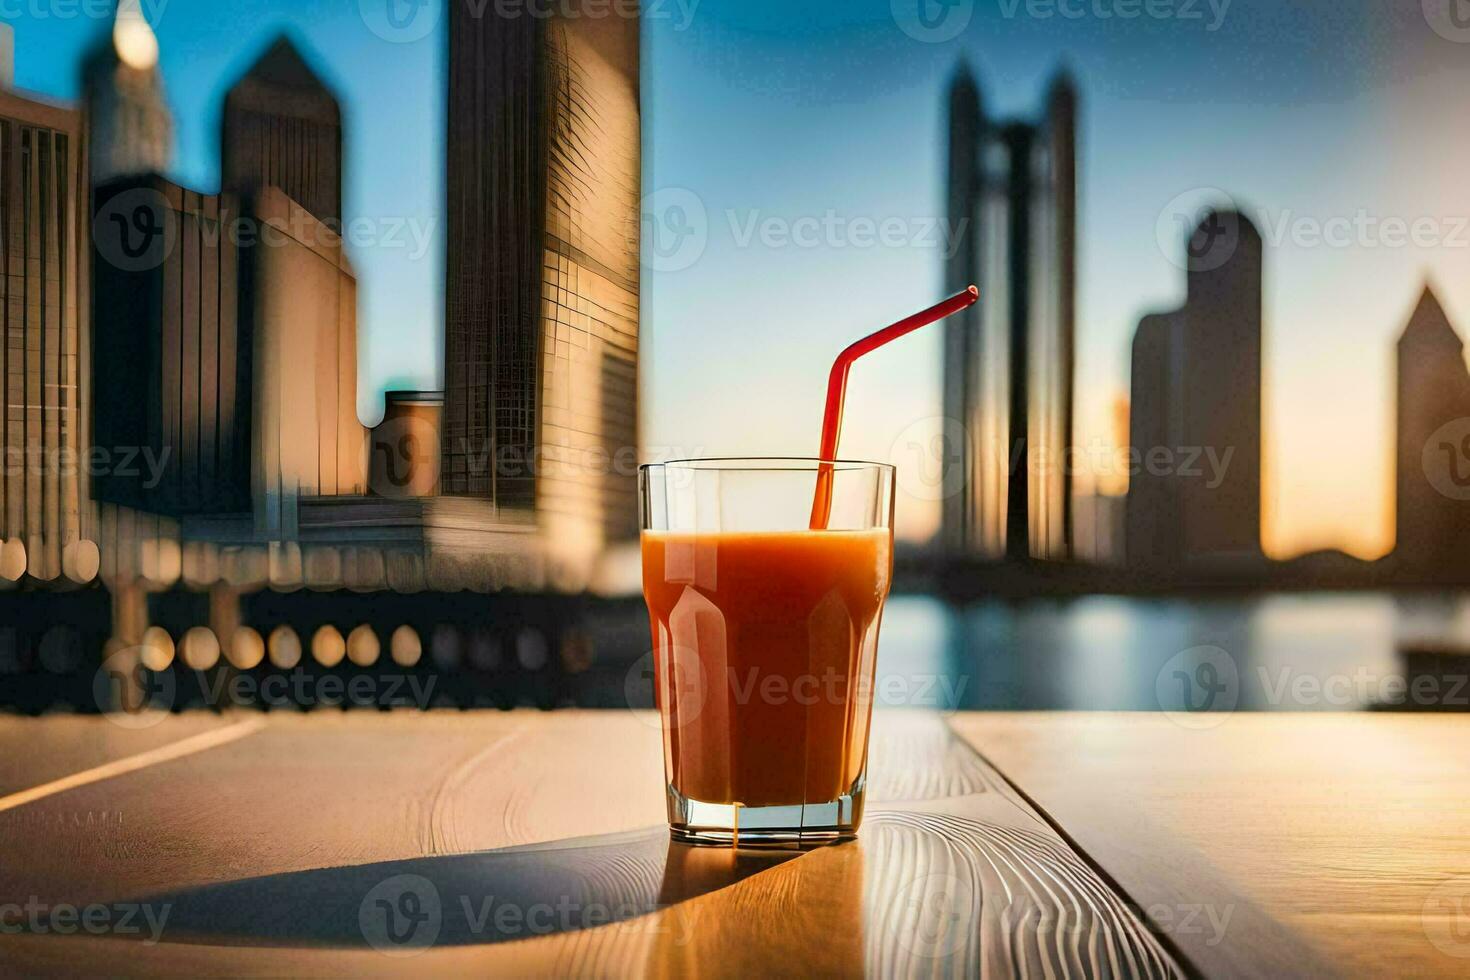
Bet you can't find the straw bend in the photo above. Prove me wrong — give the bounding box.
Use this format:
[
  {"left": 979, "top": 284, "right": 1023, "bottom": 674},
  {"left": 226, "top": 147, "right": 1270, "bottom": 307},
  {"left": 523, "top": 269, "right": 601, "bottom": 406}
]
[{"left": 810, "top": 285, "right": 979, "bottom": 529}]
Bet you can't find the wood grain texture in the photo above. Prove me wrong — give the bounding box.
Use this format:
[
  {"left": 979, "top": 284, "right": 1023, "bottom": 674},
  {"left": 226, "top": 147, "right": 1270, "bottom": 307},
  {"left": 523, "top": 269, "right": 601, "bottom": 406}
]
[
  {"left": 0, "top": 710, "right": 1178, "bottom": 978},
  {"left": 953, "top": 712, "right": 1470, "bottom": 979},
  {"left": 0, "top": 711, "right": 240, "bottom": 797}
]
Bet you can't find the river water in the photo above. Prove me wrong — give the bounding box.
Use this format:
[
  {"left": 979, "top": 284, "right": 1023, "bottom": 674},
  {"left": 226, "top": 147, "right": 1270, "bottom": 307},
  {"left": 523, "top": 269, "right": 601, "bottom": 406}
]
[{"left": 873, "top": 592, "right": 1470, "bottom": 712}]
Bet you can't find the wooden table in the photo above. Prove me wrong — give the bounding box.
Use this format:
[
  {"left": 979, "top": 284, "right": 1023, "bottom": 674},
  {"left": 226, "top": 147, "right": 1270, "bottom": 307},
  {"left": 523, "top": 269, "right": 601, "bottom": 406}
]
[{"left": 0, "top": 710, "right": 1466, "bottom": 977}]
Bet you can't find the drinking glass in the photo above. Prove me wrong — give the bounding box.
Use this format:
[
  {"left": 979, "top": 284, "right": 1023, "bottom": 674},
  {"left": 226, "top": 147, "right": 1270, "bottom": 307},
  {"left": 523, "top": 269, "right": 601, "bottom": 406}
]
[{"left": 639, "top": 458, "right": 895, "bottom": 846}]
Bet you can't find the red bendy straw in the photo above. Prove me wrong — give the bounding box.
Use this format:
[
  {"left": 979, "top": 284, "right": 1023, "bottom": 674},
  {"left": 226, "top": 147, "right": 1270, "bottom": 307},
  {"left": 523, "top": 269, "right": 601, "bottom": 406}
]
[{"left": 809, "top": 285, "right": 980, "bottom": 529}]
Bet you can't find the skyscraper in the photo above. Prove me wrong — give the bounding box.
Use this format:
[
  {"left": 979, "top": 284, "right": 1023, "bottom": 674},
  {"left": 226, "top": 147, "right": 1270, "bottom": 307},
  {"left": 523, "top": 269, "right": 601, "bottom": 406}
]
[
  {"left": 442, "top": 4, "right": 640, "bottom": 567},
  {"left": 940, "top": 62, "right": 1076, "bottom": 562},
  {"left": 90, "top": 178, "right": 251, "bottom": 515},
  {"left": 1178, "top": 210, "right": 1262, "bottom": 562},
  {"left": 81, "top": 1, "right": 172, "bottom": 185},
  {"left": 221, "top": 35, "right": 342, "bottom": 229},
  {"left": 0, "top": 84, "right": 96, "bottom": 583},
  {"left": 1126, "top": 310, "right": 1183, "bottom": 567},
  {"left": 1393, "top": 285, "right": 1470, "bottom": 578},
  {"left": 247, "top": 186, "right": 366, "bottom": 537},
  {"left": 92, "top": 26, "right": 363, "bottom": 528},
  {"left": 1127, "top": 210, "right": 1263, "bottom": 570},
  {"left": 941, "top": 63, "right": 986, "bottom": 556}
]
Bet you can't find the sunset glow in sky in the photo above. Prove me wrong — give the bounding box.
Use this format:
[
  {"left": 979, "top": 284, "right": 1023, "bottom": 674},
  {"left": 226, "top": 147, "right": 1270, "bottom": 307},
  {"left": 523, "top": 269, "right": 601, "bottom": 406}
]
[{"left": 15, "top": 0, "right": 1470, "bottom": 557}]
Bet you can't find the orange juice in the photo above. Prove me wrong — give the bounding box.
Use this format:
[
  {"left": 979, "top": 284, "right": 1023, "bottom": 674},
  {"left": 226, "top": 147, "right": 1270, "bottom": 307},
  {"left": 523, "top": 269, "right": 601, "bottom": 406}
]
[{"left": 641, "top": 528, "right": 893, "bottom": 808}]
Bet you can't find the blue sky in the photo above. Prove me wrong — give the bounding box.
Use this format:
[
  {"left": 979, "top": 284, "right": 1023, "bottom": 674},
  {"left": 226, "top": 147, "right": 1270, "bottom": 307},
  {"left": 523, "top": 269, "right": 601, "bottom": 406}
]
[
  {"left": 12, "top": 0, "right": 444, "bottom": 423},
  {"left": 643, "top": 0, "right": 1470, "bottom": 555},
  {"left": 12, "top": 0, "right": 1470, "bottom": 554}
]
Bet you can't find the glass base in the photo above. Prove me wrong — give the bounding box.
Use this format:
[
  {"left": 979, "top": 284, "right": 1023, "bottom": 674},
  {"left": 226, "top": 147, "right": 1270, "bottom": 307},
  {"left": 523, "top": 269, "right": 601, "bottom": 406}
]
[{"left": 666, "top": 782, "right": 864, "bottom": 848}]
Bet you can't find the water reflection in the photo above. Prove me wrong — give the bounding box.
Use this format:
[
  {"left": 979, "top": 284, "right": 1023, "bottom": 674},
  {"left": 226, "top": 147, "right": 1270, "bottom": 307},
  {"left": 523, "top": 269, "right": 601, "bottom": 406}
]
[{"left": 875, "top": 592, "right": 1470, "bottom": 711}]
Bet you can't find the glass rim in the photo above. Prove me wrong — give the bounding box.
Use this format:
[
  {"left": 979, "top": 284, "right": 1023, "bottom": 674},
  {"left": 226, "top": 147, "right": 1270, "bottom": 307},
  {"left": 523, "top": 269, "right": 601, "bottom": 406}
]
[{"left": 639, "top": 456, "right": 895, "bottom": 473}]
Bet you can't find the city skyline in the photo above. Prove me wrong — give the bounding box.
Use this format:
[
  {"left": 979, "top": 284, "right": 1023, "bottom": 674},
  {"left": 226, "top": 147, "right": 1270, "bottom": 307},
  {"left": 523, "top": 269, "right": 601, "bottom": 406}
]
[
  {"left": 8, "top": 1, "right": 1470, "bottom": 558},
  {"left": 1128, "top": 208, "right": 1263, "bottom": 572},
  {"left": 640, "top": 1, "right": 1470, "bottom": 561},
  {"left": 941, "top": 62, "right": 1076, "bottom": 563},
  {"left": 0, "top": 0, "right": 647, "bottom": 682}
]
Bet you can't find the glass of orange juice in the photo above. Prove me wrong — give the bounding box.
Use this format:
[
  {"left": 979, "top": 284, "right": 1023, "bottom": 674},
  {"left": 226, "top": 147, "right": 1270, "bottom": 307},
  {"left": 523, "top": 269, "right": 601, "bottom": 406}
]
[{"left": 640, "top": 458, "right": 894, "bottom": 847}]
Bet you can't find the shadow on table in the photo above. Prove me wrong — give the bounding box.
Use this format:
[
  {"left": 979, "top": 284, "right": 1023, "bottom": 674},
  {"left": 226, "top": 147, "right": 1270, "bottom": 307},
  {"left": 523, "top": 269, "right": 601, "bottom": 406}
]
[
  {"left": 129, "top": 826, "right": 801, "bottom": 949},
  {"left": 106, "top": 810, "right": 1193, "bottom": 976}
]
